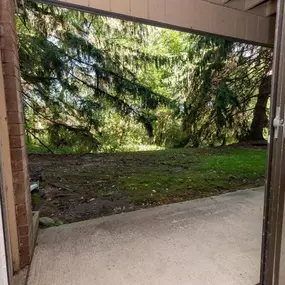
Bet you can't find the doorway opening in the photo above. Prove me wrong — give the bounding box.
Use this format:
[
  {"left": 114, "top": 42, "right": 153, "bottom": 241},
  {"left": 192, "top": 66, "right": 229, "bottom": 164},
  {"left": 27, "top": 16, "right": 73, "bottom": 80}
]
[
  {"left": 19, "top": 3, "right": 271, "bottom": 285},
  {"left": 1, "top": 0, "right": 279, "bottom": 284}
]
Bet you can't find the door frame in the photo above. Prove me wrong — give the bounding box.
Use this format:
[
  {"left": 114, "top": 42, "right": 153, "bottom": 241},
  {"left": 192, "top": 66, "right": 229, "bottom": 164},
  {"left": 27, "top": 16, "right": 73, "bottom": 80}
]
[
  {"left": 0, "top": 189, "right": 11, "bottom": 285},
  {"left": 259, "top": 0, "right": 285, "bottom": 284},
  {"left": 0, "top": 149, "right": 12, "bottom": 285},
  {"left": 0, "top": 0, "right": 284, "bottom": 284}
]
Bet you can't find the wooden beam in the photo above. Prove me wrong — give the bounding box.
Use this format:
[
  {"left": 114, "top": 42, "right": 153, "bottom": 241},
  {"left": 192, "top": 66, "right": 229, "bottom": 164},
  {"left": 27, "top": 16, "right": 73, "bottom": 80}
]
[
  {"left": 245, "top": 0, "right": 266, "bottom": 10},
  {"left": 266, "top": 0, "right": 277, "bottom": 16}
]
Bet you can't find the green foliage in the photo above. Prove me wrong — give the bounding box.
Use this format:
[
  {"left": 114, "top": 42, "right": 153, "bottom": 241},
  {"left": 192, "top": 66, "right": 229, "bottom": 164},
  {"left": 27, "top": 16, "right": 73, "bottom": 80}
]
[
  {"left": 19, "top": 3, "right": 273, "bottom": 152},
  {"left": 19, "top": 2, "right": 175, "bottom": 152},
  {"left": 181, "top": 38, "right": 272, "bottom": 147}
]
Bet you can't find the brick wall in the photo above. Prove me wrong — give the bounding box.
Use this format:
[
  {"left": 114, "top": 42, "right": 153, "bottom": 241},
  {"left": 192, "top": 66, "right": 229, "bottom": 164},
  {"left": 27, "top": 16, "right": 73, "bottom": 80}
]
[{"left": 0, "top": 0, "right": 33, "bottom": 268}]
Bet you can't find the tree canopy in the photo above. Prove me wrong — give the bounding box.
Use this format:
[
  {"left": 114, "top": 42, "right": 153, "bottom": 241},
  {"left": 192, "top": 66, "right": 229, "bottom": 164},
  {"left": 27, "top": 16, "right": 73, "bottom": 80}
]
[{"left": 18, "top": 2, "right": 273, "bottom": 153}]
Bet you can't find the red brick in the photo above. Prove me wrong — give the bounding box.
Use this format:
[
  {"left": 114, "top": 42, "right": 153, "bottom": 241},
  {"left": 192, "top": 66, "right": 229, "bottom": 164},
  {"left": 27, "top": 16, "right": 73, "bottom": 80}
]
[
  {"left": 10, "top": 177, "right": 29, "bottom": 207},
  {"left": 14, "top": 184, "right": 26, "bottom": 205},
  {"left": 19, "top": 246, "right": 30, "bottom": 267},
  {"left": 0, "top": 1, "right": 9, "bottom": 12},
  {"left": 0, "top": 23, "right": 17, "bottom": 43},
  {"left": 9, "top": 134, "right": 25, "bottom": 148},
  {"left": 0, "top": 10, "right": 15, "bottom": 25},
  {"left": 0, "top": 11, "right": 13, "bottom": 25},
  {"left": 18, "top": 225, "right": 28, "bottom": 236},
  {"left": 0, "top": 0, "right": 14, "bottom": 13},
  {"left": 5, "top": 95, "right": 22, "bottom": 111},
  {"left": 16, "top": 204, "right": 27, "bottom": 216},
  {"left": 19, "top": 245, "right": 30, "bottom": 255},
  {"left": 12, "top": 145, "right": 28, "bottom": 161},
  {"left": 1, "top": 50, "right": 19, "bottom": 68},
  {"left": 8, "top": 123, "right": 25, "bottom": 136},
  {"left": 1, "top": 0, "right": 33, "bottom": 270},
  {"left": 0, "top": 35, "right": 17, "bottom": 51},
  {"left": 13, "top": 170, "right": 25, "bottom": 184},
  {"left": 4, "top": 75, "right": 21, "bottom": 91},
  {"left": 11, "top": 159, "right": 25, "bottom": 172},
  {"left": 19, "top": 236, "right": 29, "bottom": 247},
  {"left": 2, "top": 62, "right": 20, "bottom": 78},
  {"left": 6, "top": 96, "right": 23, "bottom": 111},
  {"left": 7, "top": 111, "right": 23, "bottom": 124},
  {"left": 5, "top": 90, "right": 21, "bottom": 109},
  {"left": 16, "top": 213, "right": 28, "bottom": 226},
  {"left": 10, "top": 147, "right": 25, "bottom": 161},
  {"left": 1, "top": 49, "right": 15, "bottom": 63}
]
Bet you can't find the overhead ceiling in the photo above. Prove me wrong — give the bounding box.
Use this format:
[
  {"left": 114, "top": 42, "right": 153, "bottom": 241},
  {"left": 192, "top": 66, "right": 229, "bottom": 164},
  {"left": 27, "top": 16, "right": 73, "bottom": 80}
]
[
  {"left": 208, "top": 0, "right": 277, "bottom": 17},
  {"left": 36, "top": 0, "right": 277, "bottom": 46}
]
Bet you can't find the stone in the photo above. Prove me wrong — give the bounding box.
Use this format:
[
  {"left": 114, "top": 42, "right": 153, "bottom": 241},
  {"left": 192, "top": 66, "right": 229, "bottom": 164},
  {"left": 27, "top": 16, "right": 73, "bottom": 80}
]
[{"left": 39, "top": 217, "right": 55, "bottom": 227}]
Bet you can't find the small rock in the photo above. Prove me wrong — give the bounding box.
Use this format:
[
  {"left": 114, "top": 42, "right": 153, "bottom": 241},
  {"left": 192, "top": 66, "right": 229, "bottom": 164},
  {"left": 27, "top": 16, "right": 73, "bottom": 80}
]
[{"left": 39, "top": 217, "right": 55, "bottom": 227}]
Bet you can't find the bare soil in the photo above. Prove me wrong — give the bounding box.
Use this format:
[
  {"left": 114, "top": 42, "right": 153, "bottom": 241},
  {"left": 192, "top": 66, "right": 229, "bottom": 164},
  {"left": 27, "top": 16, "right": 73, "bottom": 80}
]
[
  {"left": 29, "top": 148, "right": 266, "bottom": 224},
  {"left": 29, "top": 154, "right": 135, "bottom": 224}
]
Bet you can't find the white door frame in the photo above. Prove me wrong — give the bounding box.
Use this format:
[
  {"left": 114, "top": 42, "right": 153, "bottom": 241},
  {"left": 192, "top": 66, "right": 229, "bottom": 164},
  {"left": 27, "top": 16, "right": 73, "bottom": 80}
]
[
  {"left": 0, "top": 128, "right": 11, "bottom": 285},
  {"left": 0, "top": 200, "right": 9, "bottom": 285},
  {"left": 0, "top": 138, "right": 10, "bottom": 285},
  {"left": 259, "top": 0, "right": 285, "bottom": 284}
]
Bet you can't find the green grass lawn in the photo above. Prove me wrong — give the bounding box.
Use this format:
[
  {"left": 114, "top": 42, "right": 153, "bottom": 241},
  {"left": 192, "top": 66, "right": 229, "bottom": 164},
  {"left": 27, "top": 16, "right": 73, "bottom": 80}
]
[
  {"left": 118, "top": 148, "right": 266, "bottom": 204},
  {"left": 29, "top": 147, "right": 267, "bottom": 222}
]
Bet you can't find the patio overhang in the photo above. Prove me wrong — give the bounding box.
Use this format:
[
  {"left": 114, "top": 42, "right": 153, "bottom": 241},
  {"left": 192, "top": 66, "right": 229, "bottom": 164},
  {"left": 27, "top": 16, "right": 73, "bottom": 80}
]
[{"left": 35, "top": 0, "right": 277, "bottom": 46}]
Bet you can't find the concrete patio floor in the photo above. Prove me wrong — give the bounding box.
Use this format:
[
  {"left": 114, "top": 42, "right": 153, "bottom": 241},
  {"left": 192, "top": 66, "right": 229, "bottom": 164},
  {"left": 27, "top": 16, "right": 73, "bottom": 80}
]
[{"left": 27, "top": 187, "right": 264, "bottom": 285}]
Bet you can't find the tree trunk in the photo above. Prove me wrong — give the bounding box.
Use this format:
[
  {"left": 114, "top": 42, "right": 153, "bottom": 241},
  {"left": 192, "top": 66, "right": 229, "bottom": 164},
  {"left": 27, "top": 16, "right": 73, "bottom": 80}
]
[{"left": 247, "top": 75, "right": 271, "bottom": 142}]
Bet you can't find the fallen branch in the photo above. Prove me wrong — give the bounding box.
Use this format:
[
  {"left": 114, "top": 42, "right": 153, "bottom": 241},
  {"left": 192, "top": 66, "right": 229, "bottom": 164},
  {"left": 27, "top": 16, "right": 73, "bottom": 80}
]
[{"left": 26, "top": 129, "right": 54, "bottom": 154}]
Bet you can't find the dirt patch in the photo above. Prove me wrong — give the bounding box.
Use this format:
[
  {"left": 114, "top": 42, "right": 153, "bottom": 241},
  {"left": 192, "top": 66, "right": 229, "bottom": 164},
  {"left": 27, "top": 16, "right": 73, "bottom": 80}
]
[
  {"left": 29, "top": 154, "right": 137, "bottom": 223},
  {"left": 29, "top": 148, "right": 266, "bottom": 224}
]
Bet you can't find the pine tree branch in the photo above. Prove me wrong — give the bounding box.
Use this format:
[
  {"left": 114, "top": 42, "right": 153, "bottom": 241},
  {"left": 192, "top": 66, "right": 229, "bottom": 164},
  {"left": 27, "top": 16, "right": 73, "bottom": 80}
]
[{"left": 26, "top": 128, "right": 54, "bottom": 153}]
